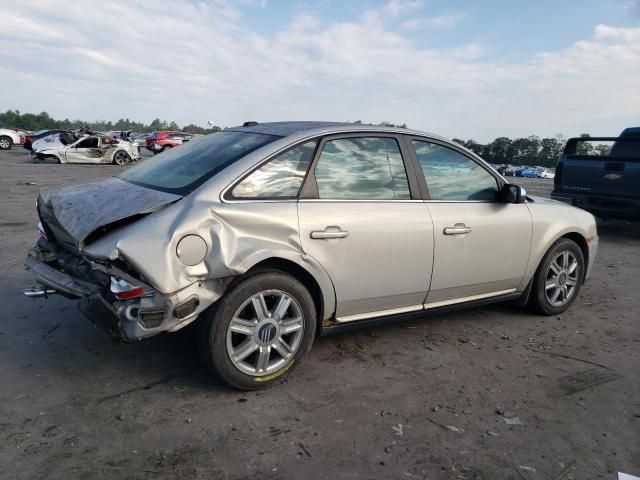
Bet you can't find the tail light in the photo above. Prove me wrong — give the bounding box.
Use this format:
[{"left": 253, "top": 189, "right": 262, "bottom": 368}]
[{"left": 110, "top": 276, "right": 146, "bottom": 300}]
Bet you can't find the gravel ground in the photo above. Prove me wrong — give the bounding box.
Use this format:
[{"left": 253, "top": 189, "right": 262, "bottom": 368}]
[{"left": 0, "top": 148, "right": 638, "bottom": 480}]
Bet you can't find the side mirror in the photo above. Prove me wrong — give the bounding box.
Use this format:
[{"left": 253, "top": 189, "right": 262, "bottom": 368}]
[{"left": 502, "top": 184, "right": 527, "bottom": 204}]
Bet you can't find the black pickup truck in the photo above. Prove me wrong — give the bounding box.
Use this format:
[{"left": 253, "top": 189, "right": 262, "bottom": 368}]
[{"left": 551, "top": 128, "right": 640, "bottom": 220}]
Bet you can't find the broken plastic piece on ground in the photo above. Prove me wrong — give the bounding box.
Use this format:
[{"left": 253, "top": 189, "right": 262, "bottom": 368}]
[{"left": 618, "top": 473, "right": 640, "bottom": 480}]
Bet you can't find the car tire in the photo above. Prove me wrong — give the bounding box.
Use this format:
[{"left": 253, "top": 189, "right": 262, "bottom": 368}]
[
  {"left": 112, "top": 150, "right": 131, "bottom": 165},
  {"left": 0, "top": 136, "right": 12, "bottom": 150},
  {"left": 197, "top": 271, "right": 317, "bottom": 390},
  {"left": 528, "top": 238, "right": 585, "bottom": 315},
  {"left": 161, "top": 145, "right": 172, "bottom": 152}
]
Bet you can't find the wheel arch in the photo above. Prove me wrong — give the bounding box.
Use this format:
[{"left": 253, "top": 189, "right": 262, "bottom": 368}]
[
  {"left": 242, "top": 257, "right": 329, "bottom": 333},
  {"left": 560, "top": 232, "right": 589, "bottom": 270}
]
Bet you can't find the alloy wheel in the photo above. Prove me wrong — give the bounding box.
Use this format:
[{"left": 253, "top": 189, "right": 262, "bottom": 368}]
[
  {"left": 0, "top": 138, "right": 10, "bottom": 149},
  {"left": 226, "top": 289, "right": 304, "bottom": 376},
  {"left": 545, "top": 250, "right": 579, "bottom": 307},
  {"left": 114, "top": 151, "right": 129, "bottom": 165}
]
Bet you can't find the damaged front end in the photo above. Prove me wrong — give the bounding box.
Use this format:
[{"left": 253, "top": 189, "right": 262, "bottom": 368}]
[{"left": 23, "top": 179, "right": 226, "bottom": 341}]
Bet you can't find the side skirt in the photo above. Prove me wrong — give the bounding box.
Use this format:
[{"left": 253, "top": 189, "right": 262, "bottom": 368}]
[{"left": 319, "top": 292, "right": 522, "bottom": 336}]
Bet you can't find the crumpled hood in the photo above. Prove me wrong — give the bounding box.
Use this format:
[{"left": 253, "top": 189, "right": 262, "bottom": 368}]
[{"left": 39, "top": 177, "right": 181, "bottom": 249}]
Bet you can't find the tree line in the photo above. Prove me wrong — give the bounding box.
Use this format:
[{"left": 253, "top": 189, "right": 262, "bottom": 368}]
[
  {"left": 452, "top": 134, "right": 609, "bottom": 167},
  {"left": 1, "top": 110, "right": 609, "bottom": 166},
  {"left": 0, "top": 110, "right": 221, "bottom": 135}
]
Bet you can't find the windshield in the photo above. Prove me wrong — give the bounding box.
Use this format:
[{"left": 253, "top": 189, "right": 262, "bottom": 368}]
[{"left": 118, "top": 131, "right": 281, "bottom": 194}]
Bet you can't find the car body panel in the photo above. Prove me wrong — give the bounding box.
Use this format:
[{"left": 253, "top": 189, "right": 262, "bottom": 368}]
[
  {"left": 298, "top": 200, "right": 434, "bottom": 319},
  {"left": 424, "top": 202, "right": 532, "bottom": 303}
]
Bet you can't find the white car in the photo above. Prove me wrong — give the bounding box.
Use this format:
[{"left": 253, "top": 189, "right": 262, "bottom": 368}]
[
  {"left": 538, "top": 168, "right": 555, "bottom": 179},
  {"left": 31, "top": 133, "right": 141, "bottom": 165},
  {"left": 0, "top": 128, "right": 23, "bottom": 150}
]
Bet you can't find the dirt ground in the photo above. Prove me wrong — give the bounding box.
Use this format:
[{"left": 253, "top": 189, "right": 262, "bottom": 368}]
[{"left": 0, "top": 147, "right": 638, "bottom": 480}]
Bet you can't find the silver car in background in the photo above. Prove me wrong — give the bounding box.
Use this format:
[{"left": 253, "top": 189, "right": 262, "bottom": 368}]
[
  {"left": 31, "top": 132, "right": 141, "bottom": 165},
  {"left": 24, "top": 122, "right": 598, "bottom": 389}
]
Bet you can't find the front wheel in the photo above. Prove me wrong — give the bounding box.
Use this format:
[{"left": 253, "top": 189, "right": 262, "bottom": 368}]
[
  {"left": 0, "top": 136, "right": 12, "bottom": 150},
  {"left": 197, "top": 271, "right": 317, "bottom": 390},
  {"left": 528, "top": 238, "right": 585, "bottom": 315}
]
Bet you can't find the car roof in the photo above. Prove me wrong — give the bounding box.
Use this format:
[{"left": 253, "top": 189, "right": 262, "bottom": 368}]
[{"left": 225, "top": 121, "right": 450, "bottom": 142}]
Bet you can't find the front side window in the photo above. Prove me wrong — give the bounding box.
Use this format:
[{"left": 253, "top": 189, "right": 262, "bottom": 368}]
[
  {"left": 412, "top": 140, "right": 499, "bottom": 201},
  {"left": 314, "top": 137, "right": 410, "bottom": 200},
  {"left": 231, "top": 141, "right": 317, "bottom": 199},
  {"left": 119, "top": 131, "right": 280, "bottom": 195}
]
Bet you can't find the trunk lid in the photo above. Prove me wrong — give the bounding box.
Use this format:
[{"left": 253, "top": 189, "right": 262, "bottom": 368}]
[{"left": 38, "top": 177, "right": 181, "bottom": 250}]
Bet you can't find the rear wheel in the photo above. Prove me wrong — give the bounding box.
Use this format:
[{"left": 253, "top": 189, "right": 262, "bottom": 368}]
[
  {"left": 113, "top": 150, "right": 131, "bottom": 165},
  {"left": 529, "top": 238, "right": 584, "bottom": 315},
  {"left": 161, "top": 145, "right": 172, "bottom": 153},
  {"left": 197, "top": 271, "right": 316, "bottom": 390},
  {"left": 0, "top": 136, "right": 12, "bottom": 150}
]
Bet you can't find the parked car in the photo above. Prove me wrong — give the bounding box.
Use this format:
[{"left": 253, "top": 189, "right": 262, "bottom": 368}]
[
  {"left": 23, "top": 129, "right": 67, "bottom": 151},
  {"left": 31, "top": 132, "right": 141, "bottom": 165},
  {"left": 515, "top": 167, "right": 538, "bottom": 178},
  {"left": 497, "top": 165, "right": 514, "bottom": 176},
  {"left": 146, "top": 131, "right": 195, "bottom": 154},
  {"left": 23, "top": 122, "right": 598, "bottom": 389},
  {"left": 0, "top": 128, "right": 23, "bottom": 150},
  {"left": 537, "top": 168, "right": 555, "bottom": 179},
  {"left": 551, "top": 127, "right": 640, "bottom": 220},
  {"left": 130, "top": 132, "right": 151, "bottom": 147}
]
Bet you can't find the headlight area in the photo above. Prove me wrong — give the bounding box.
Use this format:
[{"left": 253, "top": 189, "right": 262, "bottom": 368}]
[{"left": 84, "top": 275, "right": 229, "bottom": 342}]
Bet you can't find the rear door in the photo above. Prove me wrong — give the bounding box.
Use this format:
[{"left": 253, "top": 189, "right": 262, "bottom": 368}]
[
  {"left": 297, "top": 134, "right": 434, "bottom": 321},
  {"left": 406, "top": 137, "right": 532, "bottom": 306}
]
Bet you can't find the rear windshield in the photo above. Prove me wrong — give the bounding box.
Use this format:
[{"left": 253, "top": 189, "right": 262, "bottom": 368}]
[{"left": 118, "top": 131, "right": 280, "bottom": 195}]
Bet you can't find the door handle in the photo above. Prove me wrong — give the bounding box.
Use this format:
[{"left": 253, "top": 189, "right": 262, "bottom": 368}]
[
  {"left": 443, "top": 223, "right": 472, "bottom": 235},
  {"left": 310, "top": 226, "right": 349, "bottom": 240}
]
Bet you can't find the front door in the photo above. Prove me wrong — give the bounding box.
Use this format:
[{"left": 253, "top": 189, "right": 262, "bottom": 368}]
[
  {"left": 407, "top": 138, "right": 532, "bottom": 305},
  {"left": 297, "top": 135, "right": 434, "bottom": 321},
  {"left": 65, "top": 136, "right": 103, "bottom": 163}
]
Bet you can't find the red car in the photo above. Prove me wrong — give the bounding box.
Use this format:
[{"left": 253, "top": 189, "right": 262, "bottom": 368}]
[{"left": 146, "top": 131, "right": 195, "bottom": 154}]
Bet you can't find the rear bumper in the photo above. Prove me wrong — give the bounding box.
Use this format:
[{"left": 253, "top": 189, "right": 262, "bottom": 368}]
[
  {"left": 551, "top": 191, "right": 640, "bottom": 220},
  {"left": 24, "top": 252, "right": 225, "bottom": 341}
]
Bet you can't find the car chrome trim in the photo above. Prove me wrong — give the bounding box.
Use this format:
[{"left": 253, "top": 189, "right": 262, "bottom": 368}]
[
  {"left": 335, "top": 304, "right": 423, "bottom": 323},
  {"left": 424, "top": 289, "right": 517, "bottom": 309}
]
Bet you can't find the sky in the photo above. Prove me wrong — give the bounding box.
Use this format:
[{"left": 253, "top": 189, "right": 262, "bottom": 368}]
[{"left": 0, "top": 0, "right": 639, "bottom": 141}]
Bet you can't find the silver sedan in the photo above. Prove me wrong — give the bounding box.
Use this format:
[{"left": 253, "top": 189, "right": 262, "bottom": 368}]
[{"left": 24, "top": 122, "right": 598, "bottom": 389}]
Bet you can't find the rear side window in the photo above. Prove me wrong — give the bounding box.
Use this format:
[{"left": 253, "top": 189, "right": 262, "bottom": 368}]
[
  {"left": 230, "top": 141, "right": 316, "bottom": 199},
  {"left": 76, "top": 137, "right": 99, "bottom": 148},
  {"left": 411, "top": 140, "right": 499, "bottom": 201},
  {"left": 314, "top": 137, "right": 410, "bottom": 200}
]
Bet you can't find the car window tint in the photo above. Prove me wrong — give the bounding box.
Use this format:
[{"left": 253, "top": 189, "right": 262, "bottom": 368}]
[
  {"left": 231, "top": 141, "right": 316, "bottom": 199},
  {"left": 411, "top": 140, "right": 499, "bottom": 201},
  {"left": 314, "top": 137, "right": 410, "bottom": 200}
]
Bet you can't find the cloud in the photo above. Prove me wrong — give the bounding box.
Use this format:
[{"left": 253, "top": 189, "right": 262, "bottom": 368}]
[
  {"left": 402, "top": 13, "right": 465, "bottom": 30},
  {"left": 0, "top": 1, "right": 638, "bottom": 140},
  {"left": 383, "top": 0, "right": 424, "bottom": 17}
]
